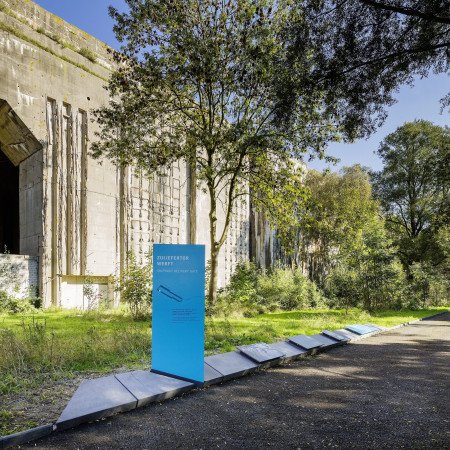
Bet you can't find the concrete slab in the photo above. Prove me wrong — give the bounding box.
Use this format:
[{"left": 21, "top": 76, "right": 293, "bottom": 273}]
[
  {"left": 115, "top": 371, "right": 194, "bottom": 407},
  {"left": 364, "top": 323, "right": 385, "bottom": 331},
  {"left": 266, "top": 340, "right": 308, "bottom": 362},
  {"left": 310, "top": 333, "right": 343, "bottom": 350},
  {"left": 204, "top": 351, "right": 258, "bottom": 381},
  {"left": 345, "top": 324, "right": 375, "bottom": 335},
  {"left": 204, "top": 362, "right": 224, "bottom": 386},
  {"left": 337, "top": 328, "right": 361, "bottom": 340},
  {"left": 288, "top": 334, "right": 323, "bottom": 352},
  {"left": 56, "top": 375, "right": 137, "bottom": 430},
  {"left": 237, "top": 343, "right": 285, "bottom": 366},
  {"left": 321, "top": 330, "right": 350, "bottom": 342}
]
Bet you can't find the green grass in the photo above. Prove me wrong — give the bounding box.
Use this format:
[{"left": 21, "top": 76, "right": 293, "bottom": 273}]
[{"left": 0, "top": 307, "right": 446, "bottom": 386}]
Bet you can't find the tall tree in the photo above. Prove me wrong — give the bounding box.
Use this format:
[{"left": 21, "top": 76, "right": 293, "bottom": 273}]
[
  {"left": 92, "top": 0, "right": 333, "bottom": 306},
  {"left": 298, "top": 165, "right": 380, "bottom": 285},
  {"left": 283, "top": 1, "right": 450, "bottom": 141},
  {"left": 372, "top": 120, "right": 450, "bottom": 272}
]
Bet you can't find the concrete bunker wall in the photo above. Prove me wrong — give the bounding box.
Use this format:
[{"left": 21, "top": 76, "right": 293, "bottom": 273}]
[{"left": 0, "top": 0, "right": 275, "bottom": 309}]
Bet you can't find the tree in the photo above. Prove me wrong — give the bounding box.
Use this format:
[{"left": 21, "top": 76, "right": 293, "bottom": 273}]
[
  {"left": 92, "top": 1, "right": 333, "bottom": 306},
  {"left": 372, "top": 120, "right": 450, "bottom": 275},
  {"left": 283, "top": 1, "right": 450, "bottom": 141},
  {"left": 298, "top": 165, "right": 380, "bottom": 285},
  {"left": 326, "top": 219, "right": 406, "bottom": 311}
]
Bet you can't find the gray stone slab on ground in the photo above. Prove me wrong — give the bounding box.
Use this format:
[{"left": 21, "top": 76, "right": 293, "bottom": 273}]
[
  {"left": 288, "top": 334, "right": 323, "bottom": 352},
  {"left": 321, "top": 330, "right": 350, "bottom": 342},
  {"left": 204, "top": 362, "right": 224, "bottom": 386},
  {"left": 310, "top": 333, "right": 343, "bottom": 350},
  {"left": 364, "top": 323, "right": 385, "bottom": 331},
  {"left": 237, "top": 343, "right": 285, "bottom": 366},
  {"left": 0, "top": 424, "right": 53, "bottom": 449},
  {"left": 56, "top": 375, "right": 137, "bottom": 431},
  {"left": 336, "top": 328, "right": 361, "bottom": 340},
  {"left": 204, "top": 351, "right": 258, "bottom": 381},
  {"left": 345, "top": 324, "right": 375, "bottom": 335},
  {"left": 115, "top": 371, "right": 194, "bottom": 407},
  {"left": 265, "top": 341, "right": 308, "bottom": 362}
]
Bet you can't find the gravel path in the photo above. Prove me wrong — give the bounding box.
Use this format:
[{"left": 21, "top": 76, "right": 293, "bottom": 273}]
[{"left": 23, "top": 313, "right": 449, "bottom": 449}]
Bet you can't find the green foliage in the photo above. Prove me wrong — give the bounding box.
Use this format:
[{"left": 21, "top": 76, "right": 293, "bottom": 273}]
[
  {"left": 217, "top": 262, "right": 328, "bottom": 316},
  {"left": 93, "top": 0, "right": 337, "bottom": 306},
  {"left": 297, "top": 165, "right": 381, "bottom": 286},
  {"left": 115, "top": 253, "right": 152, "bottom": 320},
  {"left": 78, "top": 47, "right": 97, "bottom": 63},
  {"left": 372, "top": 120, "right": 449, "bottom": 305},
  {"left": 283, "top": 2, "right": 449, "bottom": 140},
  {"left": 326, "top": 224, "right": 407, "bottom": 311},
  {"left": 0, "top": 290, "right": 36, "bottom": 314}
]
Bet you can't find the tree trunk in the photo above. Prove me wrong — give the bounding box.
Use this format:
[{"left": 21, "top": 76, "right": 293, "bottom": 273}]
[
  {"left": 207, "top": 178, "right": 218, "bottom": 308},
  {"left": 208, "top": 246, "right": 219, "bottom": 308}
]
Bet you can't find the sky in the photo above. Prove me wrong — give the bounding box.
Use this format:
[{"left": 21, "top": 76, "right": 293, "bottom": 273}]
[{"left": 34, "top": 0, "right": 449, "bottom": 173}]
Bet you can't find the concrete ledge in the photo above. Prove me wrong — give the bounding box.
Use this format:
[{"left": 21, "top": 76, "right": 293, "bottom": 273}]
[
  {"left": 321, "top": 330, "right": 350, "bottom": 342},
  {"left": 311, "top": 333, "right": 343, "bottom": 351},
  {"left": 345, "top": 324, "right": 376, "bottom": 335},
  {"left": 0, "top": 424, "right": 54, "bottom": 449},
  {"left": 204, "top": 362, "right": 224, "bottom": 386},
  {"left": 56, "top": 375, "right": 138, "bottom": 431},
  {"left": 115, "top": 371, "right": 194, "bottom": 408},
  {"left": 204, "top": 351, "right": 259, "bottom": 381},
  {"left": 266, "top": 340, "right": 308, "bottom": 362},
  {"left": 288, "top": 334, "right": 323, "bottom": 353},
  {"left": 237, "top": 343, "right": 285, "bottom": 367}
]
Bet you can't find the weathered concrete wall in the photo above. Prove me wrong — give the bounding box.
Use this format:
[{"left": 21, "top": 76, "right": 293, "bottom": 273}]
[
  {"left": 0, "top": 0, "right": 263, "bottom": 309},
  {"left": 0, "top": 253, "right": 38, "bottom": 298},
  {"left": 0, "top": 0, "right": 117, "bottom": 307}
]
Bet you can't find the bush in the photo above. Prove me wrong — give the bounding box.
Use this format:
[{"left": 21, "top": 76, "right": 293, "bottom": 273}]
[
  {"left": 217, "top": 262, "right": 328, "bottom": 316},
  {"left": 0, "top": 290, "right": 36, "bottom": 314},
  {"left": 115, "top": 252, "right": 152, "bottom": 320},
  {"left": 257, "top": 266, "right": 327, "bottom": 311}
]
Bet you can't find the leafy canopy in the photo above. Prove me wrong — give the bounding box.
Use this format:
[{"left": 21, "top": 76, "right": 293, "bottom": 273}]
[
  {"left": 283, "top": 1, "right": 450, "bottom": 141},
  {"left": 92, "top": 0, "right": 341, "bottom": 304}
]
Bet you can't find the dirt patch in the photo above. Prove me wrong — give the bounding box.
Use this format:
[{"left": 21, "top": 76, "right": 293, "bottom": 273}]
[{"left": 0, "top": 368, "right": 143, "bottom": 436}]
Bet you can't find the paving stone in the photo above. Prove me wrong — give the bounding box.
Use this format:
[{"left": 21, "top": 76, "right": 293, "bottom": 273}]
[
  {"left": 265, "top": 341, "right": 308, "bottom": 362},
  {"left": 237, "top": 343, "right": 285, "bottom": 366},
  {"left": 115, "top": 371, "right": 194, "bottom": 407},
  {"left": 204, "top": 351, "right": 258, "bottom": 381},
  {"left": 321, "top": 329, "right": 350, "bottom": 342},
  {"left": 56, "top": 375, "right": 137, "bottom": 430},
  {"left": 345, "top": 324, "right": 375, "bottom": 335},
  {"left": 204, "top": 362, "right": 224, "bottom": 386},
  {"left": 288, "top": 334, "right": 323, "bottom": 352},
  {"left": 364, "top": 323, "right": 385, "bottom": 331},
  {"left": 336, "top": 328, "right": 361, "bottom": 340},
  {"left": 310, "top": 333, "right": 343, "bottom": 350}
]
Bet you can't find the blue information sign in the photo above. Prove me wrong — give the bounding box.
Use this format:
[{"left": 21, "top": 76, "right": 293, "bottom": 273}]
[{"left": 151, "top": 244, "right": 205, "bottom": 383}]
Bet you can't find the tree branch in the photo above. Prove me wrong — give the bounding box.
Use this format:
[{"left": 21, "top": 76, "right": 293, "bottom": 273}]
[{"left": 359, "top": 1, "right": 450, "bottom": 25}]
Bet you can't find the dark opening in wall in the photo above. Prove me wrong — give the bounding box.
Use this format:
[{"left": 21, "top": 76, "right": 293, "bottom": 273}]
[{"left": 0, "top": 148, "right": 19, "bottom": 254}]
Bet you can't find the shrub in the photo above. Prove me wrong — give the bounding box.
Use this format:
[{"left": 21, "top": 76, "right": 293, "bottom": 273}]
[
  {"left": 218, "top": 262, "right": 328, "bottom": 316},
  {"left": 115, "top": 252, "right": 152, "bottom": 320},
  {"left": 257, "top": 266, "right": 327, "bottom": 311},
  {"left": 0, "top": 290, "right": 36, "bottom": 314}
]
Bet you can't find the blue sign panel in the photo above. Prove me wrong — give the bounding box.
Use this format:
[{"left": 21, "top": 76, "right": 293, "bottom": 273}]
[{"left": 152, "top": 244, "right": 205, "bottom": 383}]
